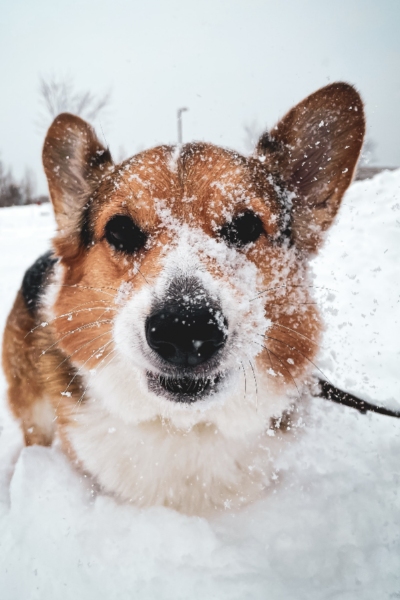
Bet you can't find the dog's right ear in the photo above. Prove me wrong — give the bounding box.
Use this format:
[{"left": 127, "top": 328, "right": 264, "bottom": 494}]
[{"left": 43, "top": 113, "right": 113, "bottom": 243}]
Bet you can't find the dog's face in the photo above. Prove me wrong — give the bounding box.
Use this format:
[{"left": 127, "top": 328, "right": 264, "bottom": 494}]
[{"left": 42, "top": 83, "right": 364, "bottom": 433}]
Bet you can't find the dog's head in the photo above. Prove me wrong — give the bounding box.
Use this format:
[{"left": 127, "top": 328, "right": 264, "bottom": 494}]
[{"left": 43, "top": 83, "right": 364, "bottom": 433}]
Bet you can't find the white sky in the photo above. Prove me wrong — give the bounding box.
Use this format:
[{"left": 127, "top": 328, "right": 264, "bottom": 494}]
[{"left": 1, "top": 0, "right": 399, "bottom": 194}]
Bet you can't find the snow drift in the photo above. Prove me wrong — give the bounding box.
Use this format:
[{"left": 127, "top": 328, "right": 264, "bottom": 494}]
[{"left": 0, "top": 170, "right": 399, "bottom": 599}]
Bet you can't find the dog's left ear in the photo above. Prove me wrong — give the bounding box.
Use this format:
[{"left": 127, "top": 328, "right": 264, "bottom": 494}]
[
  {"left": 43, "top": 113, "right": 113, "bottom": 244},
  {"left": 257, "top": 83, "right": 365, "bottom": 253}
]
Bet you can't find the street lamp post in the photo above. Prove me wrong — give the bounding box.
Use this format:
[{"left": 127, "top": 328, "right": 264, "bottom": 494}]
[{"left": 177, "top": 107, "right": 188, "bottom": 145}]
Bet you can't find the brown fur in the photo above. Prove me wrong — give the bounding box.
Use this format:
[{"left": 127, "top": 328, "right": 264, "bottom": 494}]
[{"left": 3, "top": 82, "right": 365, "bottom": 464}]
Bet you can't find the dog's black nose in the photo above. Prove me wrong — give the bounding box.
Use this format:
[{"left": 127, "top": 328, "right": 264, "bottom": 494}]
[{"left": 146, "top": 304, "right": 227, "bottom": 367}]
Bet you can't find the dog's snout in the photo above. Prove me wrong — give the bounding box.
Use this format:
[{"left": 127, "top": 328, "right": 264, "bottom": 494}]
[{"left": 146, "top": 303, "right": 227, "bottom": 367}]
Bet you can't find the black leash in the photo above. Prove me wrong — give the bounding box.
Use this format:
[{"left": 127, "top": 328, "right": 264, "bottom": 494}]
[{"left": 316, "top": 378, "right": 400, "bottom": 419}]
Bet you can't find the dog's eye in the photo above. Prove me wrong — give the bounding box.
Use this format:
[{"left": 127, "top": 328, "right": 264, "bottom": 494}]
[
  {"left": 105, "top": 215, "right": 147, "bottom": 254},
  {"left": 220, "top": 211, "right": 264, "bottom": 247}
]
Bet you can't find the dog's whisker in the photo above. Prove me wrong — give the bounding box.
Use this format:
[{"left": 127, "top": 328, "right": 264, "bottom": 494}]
[
  {"left": 54, "top": 330, "right": 113, "bottom": 372},
  {"left": 239, "top": 360, "right": 248, "bottom": 405},
  {"left": 47, "top": 298, "right": 114, "bottom": 316},
  {"left": 254, "top": 341, "right": 301, "bottom": 400},
  {"left": 26, "top": 305, "right": 116, "bottom": 338},
  {"left": 268, "top": 301, "right": 319, "bottom": 307},
  {"left": 41, "top": 320, "right": 113, "bottom": 355},
  {"left": 270, "top": 322, "right": 321, "bottom": 348},
  {"left": 75, "top": 348, "right": 117, "bottom": 408},
  {"left": 247, "top": 359, "right": 258, "bottom": 412},
  {"left": 62, "top": 283, "right": 119, "bottom": 295},
  {"left": 137, "top": 267, "right": 150, "bottom": 286},
  {"left": 261, "top": 333, "right": 331, "bottom": 385},
  {"left": 62, "top": 298, "right": 114, "bottom": 311},
  {"left": 96, "top": 306, "right": 116, "bottom": 321},
  {"left": 265, "top": 344, "right": 274, "bottom": 372},
  {"left": 63, "top": 340, "right": 114, "bottom": 393},
  {"left": 250, "top": 284, "right": 337, "bottom": 302},
  {"left": 46, "top": 283, "right": 117, "bottom": 298}
]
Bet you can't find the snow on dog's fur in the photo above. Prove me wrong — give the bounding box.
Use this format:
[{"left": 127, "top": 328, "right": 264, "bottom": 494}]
[{"left": 2, "top": 83, "right": 365, "bottom": 514}]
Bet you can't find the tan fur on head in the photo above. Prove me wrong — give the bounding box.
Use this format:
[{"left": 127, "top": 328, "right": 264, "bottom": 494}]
[{"left": 3, "top": 83, "right": 365, "bottom": 515}]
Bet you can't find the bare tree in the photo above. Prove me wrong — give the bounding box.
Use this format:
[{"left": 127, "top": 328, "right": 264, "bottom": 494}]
[
  {"left": 0, "top": 159, "right": 23, "bottom": 207},
  {"left": 0, "top": 157, "right": 48, "bottom": 207},
  {"left": 242, "top": 120, "right": 264, "bottom": 154},
  {"left": 0, "top": 75, "right": 109, "bottom": 207},
  {"left": 359, "top": 137, "right": 377, "bottom": 167},
  {"left": 38, "top": 75, "right": 111, "bottom": 127},
  {"left": 20, "top": 168, "right": 37, "bottom": 203}
]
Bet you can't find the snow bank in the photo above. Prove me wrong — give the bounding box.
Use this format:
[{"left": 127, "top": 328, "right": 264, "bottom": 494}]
[
  {"left": 312, "top": 169, "right": 400, "bottom": 408},
  {"left": 0, "top": 172, "right": 399, "bottom": 599}
]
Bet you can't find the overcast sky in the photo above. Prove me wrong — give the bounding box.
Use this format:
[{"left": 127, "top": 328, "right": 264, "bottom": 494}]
[{"left": 1, "top": 0, "right": 399, "bottom": 194}]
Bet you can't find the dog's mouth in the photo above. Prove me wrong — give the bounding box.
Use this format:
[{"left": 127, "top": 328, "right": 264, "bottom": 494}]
[{"left": 146, "top": 371, "right": 223, "bottom": 403}]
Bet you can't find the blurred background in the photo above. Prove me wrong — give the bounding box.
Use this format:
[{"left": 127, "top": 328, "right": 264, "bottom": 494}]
[{"left": 0, "top": 0, "right": 399, "bottom": 203}]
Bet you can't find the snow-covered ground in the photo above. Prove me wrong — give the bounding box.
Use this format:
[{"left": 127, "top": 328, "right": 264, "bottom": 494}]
[{"left": 0, "top": 171, "right": 399, "bottom": 599}]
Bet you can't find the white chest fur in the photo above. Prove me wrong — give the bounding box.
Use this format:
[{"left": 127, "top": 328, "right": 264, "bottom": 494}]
[{"left": 66, "top": 368, "right": 293, "bottom": 515}]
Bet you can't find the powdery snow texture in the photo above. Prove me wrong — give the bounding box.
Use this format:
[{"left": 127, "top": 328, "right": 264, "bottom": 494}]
[{"left": 0, "top": 171, "right": 399, "bottom": 599}]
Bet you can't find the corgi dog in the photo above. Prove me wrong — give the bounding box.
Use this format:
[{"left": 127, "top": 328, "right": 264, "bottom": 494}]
[{"left": 2, "top": 83, "right": 365, "bottom": 515}]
